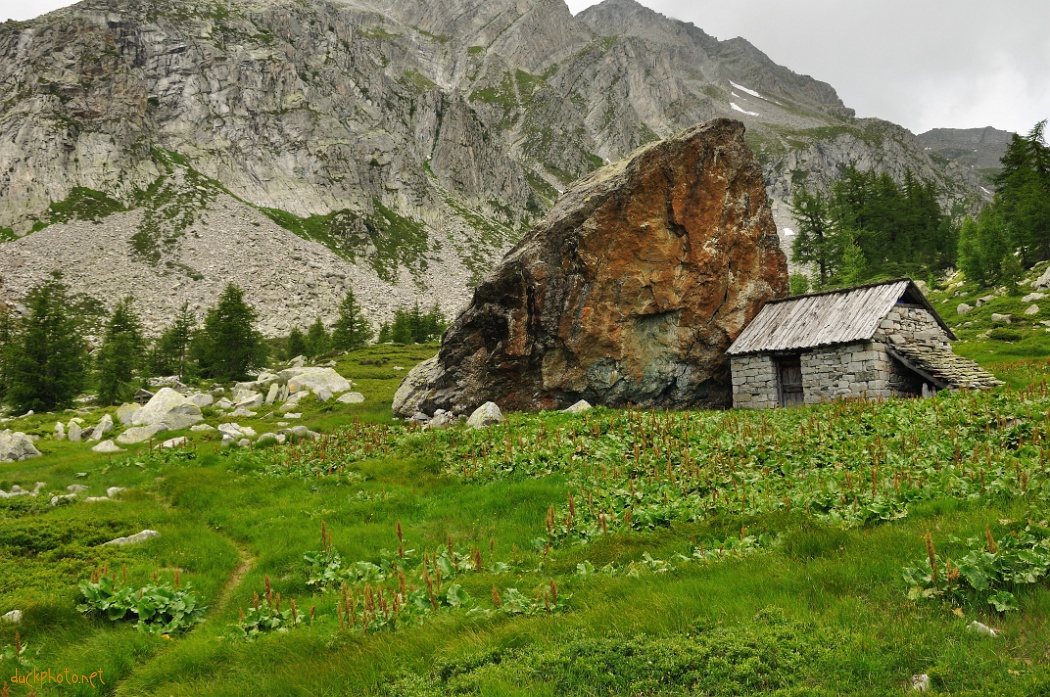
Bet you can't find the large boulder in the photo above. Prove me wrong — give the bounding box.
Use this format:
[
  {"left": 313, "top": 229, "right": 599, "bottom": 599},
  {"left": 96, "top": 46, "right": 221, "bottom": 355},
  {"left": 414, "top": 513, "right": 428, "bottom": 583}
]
[
  {"left": 0, "top": 430, "right": 42, "bottom": 462},
  {"left": 279, "top": 367, "right": 352, "bottom": 396},
  {"left": 394, "top": 119, "right": 787, "bottom": 415},
  {"left": 132, "top": 387, "right": 203, "bottom": 430}
]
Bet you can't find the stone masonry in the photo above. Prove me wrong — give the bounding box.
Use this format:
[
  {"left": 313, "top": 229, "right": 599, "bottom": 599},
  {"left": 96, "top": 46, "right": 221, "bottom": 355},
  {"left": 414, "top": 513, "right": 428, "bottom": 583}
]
[{"left": 730, "top": 303, "right": 954, "bottom": 409}]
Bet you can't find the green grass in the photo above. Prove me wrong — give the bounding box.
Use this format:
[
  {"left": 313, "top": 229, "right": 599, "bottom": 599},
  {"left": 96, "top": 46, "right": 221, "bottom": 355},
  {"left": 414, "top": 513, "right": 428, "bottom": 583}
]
[{"left": 4, "top": 344, "right": 1050, "bottom": 694}]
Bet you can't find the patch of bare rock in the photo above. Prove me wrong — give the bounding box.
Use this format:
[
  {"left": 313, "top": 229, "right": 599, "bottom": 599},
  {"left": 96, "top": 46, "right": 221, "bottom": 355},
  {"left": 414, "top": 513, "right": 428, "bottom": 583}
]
[{"left": 394, "top": 119, "right": 788, "bottom": 418}]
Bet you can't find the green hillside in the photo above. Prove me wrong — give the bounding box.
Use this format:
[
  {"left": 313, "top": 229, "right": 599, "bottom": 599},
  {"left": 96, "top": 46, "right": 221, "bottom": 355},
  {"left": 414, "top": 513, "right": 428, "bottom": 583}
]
[{"left": 3, "top": 337, "right": 1050, "bottom": 695}]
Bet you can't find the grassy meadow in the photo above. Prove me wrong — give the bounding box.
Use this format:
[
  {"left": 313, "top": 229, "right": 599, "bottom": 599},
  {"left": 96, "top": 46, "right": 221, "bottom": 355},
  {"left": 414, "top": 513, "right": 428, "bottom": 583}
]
[{"left": 3, "top": 340, "right": 1050, "bottom": 695}]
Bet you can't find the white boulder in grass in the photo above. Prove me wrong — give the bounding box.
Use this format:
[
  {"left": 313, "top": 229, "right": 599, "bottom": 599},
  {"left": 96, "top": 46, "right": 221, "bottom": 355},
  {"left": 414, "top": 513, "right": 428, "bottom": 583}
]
[
  {"left": 0, "top": 430, "right": 42, "bottom": 462},
  {"left": 467, "top": 402, "right": 505, "bottom": 429},
  {"left": 103, "top": 529, "right": 159, "bottom": 546},
  {"left": 116, "top": 424, "right": 165, "bottom": 445},
  {"left": 132, "top": 387, "right": 203, "bottom": 430},
  {"left": 115, "top": 403, "right": 140, "bottom": 425},
  {"left": 337, "top": 392, "right": 365, "bottom": 404},
  {"left": 280, "top": 367, "right": 352, "bottom": 396},
  {"left": 89, "top": 414, "right": 114, "bottom": 441},
  {"left": 92, "top": 440, "right": 125, "bottom": 453},
  {"left": 562, "top": 399, "right": 592, "bottom": 414}
]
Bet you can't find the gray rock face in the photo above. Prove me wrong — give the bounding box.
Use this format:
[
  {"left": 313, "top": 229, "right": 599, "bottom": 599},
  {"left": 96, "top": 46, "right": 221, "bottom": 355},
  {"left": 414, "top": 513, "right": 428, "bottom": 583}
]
[
  {"left": 0, "top": 0, "right": 987, "bottom": 333},
  {"left": 132, "top": 387, "right": 203, "bottom": 430},
  {"left": 0, "top": 430, "right": 42, "bottom": 462}
]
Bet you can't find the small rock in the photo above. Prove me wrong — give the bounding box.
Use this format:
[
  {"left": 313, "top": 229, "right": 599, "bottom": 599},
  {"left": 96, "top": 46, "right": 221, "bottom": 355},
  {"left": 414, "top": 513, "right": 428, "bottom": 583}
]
[
  {"left": 190, "top": 424, "right": 216, "bottom": 432},
  {"left": 990, "top": 313, "right": 1012, "bottom": 324},
  {"left": 1025, "top": 304, "right": 1040, "bottom": 316},
  {"left": 238, "top": 438, "right": 252, "bottom": 448},
  {"left": 967, "top": 620, "right": 999, "bottom": 637},
  {"left": 68, "top": 421, "right": 83, "bottom": 442},
  {"left": 67, "top": 484, "right": 89, "bottom": 493},
  {"left": 103, "top": 529, "right": 159, "bottom": 546},
  {"left": 54, "top": 421, "right": 66, "bottom": 440},
  {"left": 562, "top": 399, "right": 593, "bottom": 414},
  {"left": 1, "top": 609, "right": 22, "bottom": 624},
  {"left": 430, "top": 411, "right": 457, "bottom": 429},
  {"left": 256, "top": 432, "right": 279, "bottom": 446},
  {"left": 337, "top": 391, "right": 365, "bottom": 404},
  {"left": 221, "top": 433, "right": 235, "bottom": 447},
  {"left": 911, "top": 674, "right": 930, "bottom": 692},
  {"left": 106, "top": 487, "right": 124, "bottom": 497},
  {"left": 160, "top": 436, "right": 188, "bottom": 449},
  {"left": 189, "top": 393, "right": 214, "bottom": 408},
  {"left": 89, "top": 414, "right": 114, "bottom": 441},
  {"left": 1022, "top": 292, "right": 1046, "bottom": 303},
  {"left": 410, "top": 411, "right": 430, "bottom": 424},
  {"left": 215, "top": 397, "right": 235, "bottom": 409},
  {"left": 92, "top": 439, "right": 125, "bottom": 453},
  {"left": 116, "top": 424, "right": 165, "bottom": 445},
  {"left": 265, "top": 383, "right": 280, "bottom": 405},
  {"left": 283, "top": 413, "right": 301, "bottom": 419},
  {"left": 956, "top": 303, "right": 973, "bottom": 316},
  {"left": 467, "top": 402, "right": 505, "bottom": 429},
  {"left": 231, "top": 407, "right": 257, "bottom": 418}
]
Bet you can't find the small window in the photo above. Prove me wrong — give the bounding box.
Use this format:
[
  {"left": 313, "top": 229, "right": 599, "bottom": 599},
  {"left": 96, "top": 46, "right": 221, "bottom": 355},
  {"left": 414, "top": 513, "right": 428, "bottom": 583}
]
[{"left": 776, "top": 355, "right": 804, "bottom": 407}]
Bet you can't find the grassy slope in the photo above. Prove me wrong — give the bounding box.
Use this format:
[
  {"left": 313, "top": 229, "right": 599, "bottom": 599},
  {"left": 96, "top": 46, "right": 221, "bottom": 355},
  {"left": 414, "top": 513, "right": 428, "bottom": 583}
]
[{"left": 2, "top": 341, "right": 1050, "bottom": 695}]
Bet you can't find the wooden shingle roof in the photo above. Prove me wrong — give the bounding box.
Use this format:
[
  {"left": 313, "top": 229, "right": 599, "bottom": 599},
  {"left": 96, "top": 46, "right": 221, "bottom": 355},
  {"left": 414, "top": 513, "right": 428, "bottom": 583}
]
[{"left": 727, "top": 278, "right": 955, "bottom": 356}]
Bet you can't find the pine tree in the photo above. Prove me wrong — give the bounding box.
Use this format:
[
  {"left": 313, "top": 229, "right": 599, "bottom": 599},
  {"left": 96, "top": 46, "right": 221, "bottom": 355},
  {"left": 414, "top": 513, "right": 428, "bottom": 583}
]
[
  {"left": 5, "top": 278, "right": 87, "bottom": 412},
  {"left": 390, "top": 309, "right": 413, "bottom": 344},
  {"left": 0, "top": 306, "right": 17, "bottom": 403},
  {"left": 305, "top": 317, "right": 331, "bottom": 358},
  {"left": 193, "top": 284, "right": 268, "bottom": 381},
  {"left": 331, "top": 289, "right": 372, "bottom": 351},
  {"left": 285, "top": 327, "right": 307, "bottom": 360},
  {"left": 790, "top": 186, "right": 838, "bottom": 287},
  {"left": 150, "top": 302, "right": 197, "bottom": 381},
  {"left": 377, "top": 322, "right": 392, "bottom": 344},
  {"left": 96, "top": 297, "right": 146, "bottom": 406}
]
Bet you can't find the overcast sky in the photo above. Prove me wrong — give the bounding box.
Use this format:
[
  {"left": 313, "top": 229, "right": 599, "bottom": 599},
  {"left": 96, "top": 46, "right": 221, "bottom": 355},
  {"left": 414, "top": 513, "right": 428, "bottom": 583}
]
[{"left": 4, "top": 0, "right": 1047, "bottom": 135}]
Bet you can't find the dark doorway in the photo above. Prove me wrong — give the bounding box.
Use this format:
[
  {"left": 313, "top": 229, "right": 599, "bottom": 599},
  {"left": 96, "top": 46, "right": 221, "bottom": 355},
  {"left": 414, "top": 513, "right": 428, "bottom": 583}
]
[{"left": 776, "top": 355, "right": 804, "bottom": 407}]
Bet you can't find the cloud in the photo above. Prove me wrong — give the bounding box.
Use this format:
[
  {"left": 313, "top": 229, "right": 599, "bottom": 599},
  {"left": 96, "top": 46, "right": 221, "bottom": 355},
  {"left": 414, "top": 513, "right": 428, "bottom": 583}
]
[{"left": 0, "top": 0, "right": 72, "bottom": 22}]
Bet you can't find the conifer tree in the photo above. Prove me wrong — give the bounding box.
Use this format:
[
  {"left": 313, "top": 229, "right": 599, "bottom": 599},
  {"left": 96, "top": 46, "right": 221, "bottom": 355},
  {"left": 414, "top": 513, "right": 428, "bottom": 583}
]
[
  {"left": 5, "top": 278, "right": 87, "bottom": 412},
  {"left": 305, "top": 317, "right": 331, "bottom": 358},
  {"left": 285, "top": 326, "right": 307, "bottom": 360},
  {"left": 150, "top": 302, "right": 197, "bottom": 381},
  {"left": 0, "top": 306, "right": 16, "bottom": 403},
  {"left": 193, "top": 284, "right": 267, "bottom": 381},
  {"left": 96, "top": 297, "right": 146, "bottom": 406},
  {"left": 331, "top": 289, "right": 372, "bottom": 350}
]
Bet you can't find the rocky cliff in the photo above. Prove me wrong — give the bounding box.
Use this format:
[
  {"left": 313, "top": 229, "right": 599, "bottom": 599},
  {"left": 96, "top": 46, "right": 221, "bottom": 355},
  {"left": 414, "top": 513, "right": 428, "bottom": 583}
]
[
  {"left": 393, "top": 119, "right": 788, "bottom": 415},
  {"left": 0, "top": 0, "right": 988, "bottom": 332}
]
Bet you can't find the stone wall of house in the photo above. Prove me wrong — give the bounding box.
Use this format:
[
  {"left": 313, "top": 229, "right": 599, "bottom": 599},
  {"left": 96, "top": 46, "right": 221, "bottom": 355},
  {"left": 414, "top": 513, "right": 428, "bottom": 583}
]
[
  {"left": 729, "top": 354, "right": 779, "bottom": 409},
  {"left": 875, "top": 305, "right": 952, "bottom": 350},
  {"left": 731, "top": 304, "right": 952, "bottom": 409},
  {"left": 800, "top": 341, "right": 900, "bottom": 405}
]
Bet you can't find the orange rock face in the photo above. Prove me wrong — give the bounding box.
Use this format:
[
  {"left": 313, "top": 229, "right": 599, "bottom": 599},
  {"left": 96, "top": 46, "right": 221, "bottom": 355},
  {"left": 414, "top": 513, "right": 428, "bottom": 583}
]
[{"left": 394, "top": 118, "right": 788, "bottom": 415}]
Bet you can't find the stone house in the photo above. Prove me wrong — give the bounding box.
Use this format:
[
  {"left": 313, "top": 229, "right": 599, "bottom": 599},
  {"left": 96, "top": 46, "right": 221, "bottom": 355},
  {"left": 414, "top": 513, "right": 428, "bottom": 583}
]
[{"left": 726, "top": 278, "right": 1001, "bottom": 409}]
